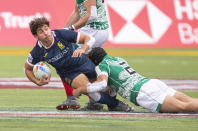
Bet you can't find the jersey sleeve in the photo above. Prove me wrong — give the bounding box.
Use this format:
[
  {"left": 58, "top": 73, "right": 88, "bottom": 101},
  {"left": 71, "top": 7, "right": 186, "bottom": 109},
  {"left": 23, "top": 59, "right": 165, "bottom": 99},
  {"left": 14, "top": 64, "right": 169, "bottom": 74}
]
[
  {"left": 95, "top": 63, "right": 109, "bottom": 77},
  {"left": 58, "top": 29, "right": 78, "bottom": 43},
  {"left": 26, "top": 45, "right": 43, "bottom": 66}
]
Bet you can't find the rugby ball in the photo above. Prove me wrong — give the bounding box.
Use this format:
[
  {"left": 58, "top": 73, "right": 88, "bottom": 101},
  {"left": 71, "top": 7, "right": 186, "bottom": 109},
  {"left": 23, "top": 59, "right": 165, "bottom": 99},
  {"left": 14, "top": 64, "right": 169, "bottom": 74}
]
[{"left": 33, "top": 62, "right": 51, "bottom": 80}]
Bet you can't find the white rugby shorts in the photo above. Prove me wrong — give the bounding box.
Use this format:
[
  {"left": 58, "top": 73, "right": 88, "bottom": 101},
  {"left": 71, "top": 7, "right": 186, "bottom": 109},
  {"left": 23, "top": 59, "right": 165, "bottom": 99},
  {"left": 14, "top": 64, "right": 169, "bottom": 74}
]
[
  {"left": 78, "top": 27, "right": 109, "bottom": 53},
  {"left": 136, "top": 79, "right": 176, "bottom": 113}
]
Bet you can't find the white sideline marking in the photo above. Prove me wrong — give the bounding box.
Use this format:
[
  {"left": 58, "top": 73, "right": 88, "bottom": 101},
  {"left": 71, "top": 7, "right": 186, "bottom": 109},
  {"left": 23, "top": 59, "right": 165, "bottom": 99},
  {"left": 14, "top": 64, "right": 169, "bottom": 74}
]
[
  {"left": 0, "top": 111, "right": 198, "bottom": 118},
  {"left": 0, "top": 78, "right": 198, "bottom": 90},
  {"left": 0, "top": 77, "right": 64, "bottom": 88}
]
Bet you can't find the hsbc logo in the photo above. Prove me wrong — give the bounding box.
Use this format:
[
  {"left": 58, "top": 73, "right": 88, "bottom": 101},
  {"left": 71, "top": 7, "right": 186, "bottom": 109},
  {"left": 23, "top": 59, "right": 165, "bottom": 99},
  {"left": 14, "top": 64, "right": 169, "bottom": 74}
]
[{"left": 107, "top": 0, "right": 172, "bottom": 44}]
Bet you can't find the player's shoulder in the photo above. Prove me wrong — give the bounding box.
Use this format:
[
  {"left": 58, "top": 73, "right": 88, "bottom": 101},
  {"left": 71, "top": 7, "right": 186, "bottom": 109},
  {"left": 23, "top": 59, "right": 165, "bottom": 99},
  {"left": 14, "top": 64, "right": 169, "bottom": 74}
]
[
  {"left": 104, "top": 56, "right": 126, "bottom": 66},
  {"left": 30, "top": 41, "right": 44, "bottom": 54},
  {"left": 33, "top": 41, "right": 42, "bottom": 50},
  {"left": 103, "top": 55, "right": 118, "bottom": 62},
  {"left": 98, "top": 59, "right": 108, "bottom": 67},
  {"left": 112, "top": 56, "right": 125, "bottom": 61}
]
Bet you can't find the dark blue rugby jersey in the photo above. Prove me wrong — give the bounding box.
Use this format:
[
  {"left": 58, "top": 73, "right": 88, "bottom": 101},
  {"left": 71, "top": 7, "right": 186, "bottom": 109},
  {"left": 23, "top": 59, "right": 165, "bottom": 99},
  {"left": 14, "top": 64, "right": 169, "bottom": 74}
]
[{"left": 27, "top": 29, "right": 92, "bottom": 78}]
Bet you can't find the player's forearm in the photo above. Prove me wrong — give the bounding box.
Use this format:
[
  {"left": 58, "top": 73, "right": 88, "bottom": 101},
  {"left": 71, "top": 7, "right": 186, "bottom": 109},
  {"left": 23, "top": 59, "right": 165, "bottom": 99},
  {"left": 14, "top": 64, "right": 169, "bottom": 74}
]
[
  {"left": 87, "top": 80, "right": 108, "bottom": 93},
  {"left": 25, "top": 69, "right": 50, "bottom": 86},
  {"left": 65, "top": 11, "right": 80, "bottom": 28},
  {"left": 25, "top": 68, "right": 39, "bottom": 85},
  {"left": 73, "top": 80, "right": 107, "bottom": 97},
  {"left": 73, "top": 13, "right": 90, "bottom": 30}
]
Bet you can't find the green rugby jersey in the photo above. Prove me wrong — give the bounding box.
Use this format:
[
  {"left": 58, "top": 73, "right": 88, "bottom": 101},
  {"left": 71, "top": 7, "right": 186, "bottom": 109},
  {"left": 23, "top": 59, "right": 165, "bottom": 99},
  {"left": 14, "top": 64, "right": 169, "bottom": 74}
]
[
  {"left": 76, "top": 0, "right": 109, "bottom": 30},
  {"left": 95, "top": 55, "right": 150, "bottom": 105}
]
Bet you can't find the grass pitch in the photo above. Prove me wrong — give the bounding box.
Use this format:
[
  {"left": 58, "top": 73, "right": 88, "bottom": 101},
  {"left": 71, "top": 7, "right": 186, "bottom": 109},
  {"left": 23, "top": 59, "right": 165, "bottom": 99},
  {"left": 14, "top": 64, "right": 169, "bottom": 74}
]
[
  {"left": 0, "top": 47, "right": 198, "bottom": 79},
  {"left": 0, "top": 47, "right": 198, "bottom": 131},
  {"left": 0, "top": 89, "right": 198, "bottom": 131}
]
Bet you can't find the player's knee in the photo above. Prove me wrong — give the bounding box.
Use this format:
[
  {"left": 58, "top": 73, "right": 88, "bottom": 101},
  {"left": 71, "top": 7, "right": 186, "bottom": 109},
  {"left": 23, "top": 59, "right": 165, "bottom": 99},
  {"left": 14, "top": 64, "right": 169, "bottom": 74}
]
[
  {"left": 174, "top": 91, "right": 193, "bottom": 102},
  {"left": 161, "top": 96, "right": 187, "bottom": 113}
]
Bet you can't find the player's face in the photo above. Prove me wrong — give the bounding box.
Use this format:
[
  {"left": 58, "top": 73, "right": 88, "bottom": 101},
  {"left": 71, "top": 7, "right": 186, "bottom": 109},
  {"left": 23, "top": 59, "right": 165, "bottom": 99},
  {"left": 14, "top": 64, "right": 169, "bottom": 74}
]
[{"left": 35, "top": 24, "right": 53, "bottom": 45}]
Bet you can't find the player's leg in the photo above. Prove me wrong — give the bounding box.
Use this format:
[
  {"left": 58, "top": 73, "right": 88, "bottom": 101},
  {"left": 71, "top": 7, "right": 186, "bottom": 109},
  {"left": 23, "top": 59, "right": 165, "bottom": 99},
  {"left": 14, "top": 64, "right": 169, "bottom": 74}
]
[
  {"left": 73, "top": 59, "right": 105, "bottom": 111},
  {"left": 70, "top": 73, "right": 103, "bottom": 110},
  {"left": 56, "top": 78, "right": 80, "bottom": 110},
  {"left": 149, "top": 79, "right": 198, "bottom": 113},
  {"left": 160, "top": 94, "right": 198, "bottom": 113},
  {"left": 71, "top": 73, "right": 90, "bottom": 89},
  {"left": 107, "top": 95, "right": 134, "bottom": 112},
  {"left": 136, "top": 79, "right": 177, "bottom": 113},
  {"left": 91, "top": 29, "right": 109, "bottom": 48},
  {"left": 73, "top": 80, "right": 134, "bottom": 112},
  {"left": 74, "top": 87, "right": 133, "bottom": 112},
  {"left": 173, "top": 91, "right": 198, "bottom": 103},
  {"left": 72, "top": 74, "right": 134, "bottom": 112},
  {"left": 160, "top": 91, "right": 198, "bottom": 112}
]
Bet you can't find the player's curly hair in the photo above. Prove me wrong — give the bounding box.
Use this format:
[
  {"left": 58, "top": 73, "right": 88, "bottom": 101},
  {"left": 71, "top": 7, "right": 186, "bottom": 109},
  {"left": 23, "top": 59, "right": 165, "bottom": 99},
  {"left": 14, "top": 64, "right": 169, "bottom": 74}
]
[
  {"left": 29, "top": 17, "right": 50, "bottom": 36},
  {"left": 88, "top": 47, "right": 107, "bottom": 65}
]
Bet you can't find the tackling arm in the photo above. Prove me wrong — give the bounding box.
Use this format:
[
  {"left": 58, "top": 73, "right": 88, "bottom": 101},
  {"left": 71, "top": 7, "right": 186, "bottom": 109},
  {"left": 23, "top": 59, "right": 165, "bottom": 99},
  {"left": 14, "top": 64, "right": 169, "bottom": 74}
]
[
  {"left": 87, "top": 74, "right": 108, "bottom": 93},
  {"left": 73, "top": 74, "right": 108, "bottom": 97}
]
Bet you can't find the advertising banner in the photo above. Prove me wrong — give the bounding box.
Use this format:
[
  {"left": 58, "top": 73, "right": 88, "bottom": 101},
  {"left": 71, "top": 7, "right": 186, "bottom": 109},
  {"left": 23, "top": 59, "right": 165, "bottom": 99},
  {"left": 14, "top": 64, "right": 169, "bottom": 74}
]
[
  {"left": 106, "top": 0, "right": 198, "bottom": 47},
  {"left": 0, "top": 0, "right": 75, "bottom": 46},
  {"left": 0, "top": 0, "right": 198, "bottom": 47}
]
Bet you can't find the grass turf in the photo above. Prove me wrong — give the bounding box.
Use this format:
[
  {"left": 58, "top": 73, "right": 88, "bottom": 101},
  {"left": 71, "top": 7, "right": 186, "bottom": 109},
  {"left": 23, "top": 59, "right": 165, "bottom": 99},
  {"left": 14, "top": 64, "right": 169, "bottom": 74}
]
[
  {"left": 0, "top": 116, "right": 198, "bottom": 131},
  {"left": 0, "top": 47, "right": 198, "bottom": 131},
  {"left": 0, "top": 89, "right": 198, "bottom": 131},
  {"left": 0, "top": 47, "right": 198, "bottom": 79}
]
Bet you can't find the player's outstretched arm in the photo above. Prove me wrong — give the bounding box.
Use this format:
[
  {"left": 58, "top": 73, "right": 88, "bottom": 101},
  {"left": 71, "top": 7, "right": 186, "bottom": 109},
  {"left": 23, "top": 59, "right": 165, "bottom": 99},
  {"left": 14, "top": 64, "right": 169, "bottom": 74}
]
[
  {"left": 87, "top": 75, "right": 108, "bottom": 93},
  {"left": 69, "top": 0, "right": 97, "bottom": 30},
  {"left": 73, "top": 74, "right": 108, "bottom": 97},
  {"left": 24, "top": 62, "right": 50, "bottom": 86}
]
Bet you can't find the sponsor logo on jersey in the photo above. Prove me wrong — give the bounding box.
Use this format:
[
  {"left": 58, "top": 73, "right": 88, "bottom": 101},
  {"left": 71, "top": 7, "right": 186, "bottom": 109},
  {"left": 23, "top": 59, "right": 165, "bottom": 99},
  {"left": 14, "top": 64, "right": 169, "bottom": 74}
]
[
  {"left": 44, "top": 52, "right": 48, "bottom": 58},
  {"left": 47, "top": 48, "right": 69, "bottom": 63},
  {"left": 57, "top": 41, "right": 65, "bottom": 50}
]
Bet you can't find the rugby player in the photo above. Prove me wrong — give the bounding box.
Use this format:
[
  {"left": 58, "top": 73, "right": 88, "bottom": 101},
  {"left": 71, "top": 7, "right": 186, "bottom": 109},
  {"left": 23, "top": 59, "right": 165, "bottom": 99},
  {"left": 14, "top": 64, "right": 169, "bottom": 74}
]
[
  {"left": 58, "top": 0, "right": 110, "bottom": 110},
  {"left": 73, "top": 47, "right": 198, "bottom": 113},
  {"left": 24, "top": 17, "right": 133, "bottom": 112}
]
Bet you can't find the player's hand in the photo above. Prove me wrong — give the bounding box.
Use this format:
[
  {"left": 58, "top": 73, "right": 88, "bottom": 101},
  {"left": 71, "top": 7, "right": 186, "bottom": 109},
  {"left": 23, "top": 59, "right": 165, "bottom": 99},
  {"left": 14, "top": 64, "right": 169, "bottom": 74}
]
[
  {"left": 36, "top": 74, "right": 51, "bottom": 86},
  {"left": 72, "top": 49, "right": 85, "bottom": 57}
]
